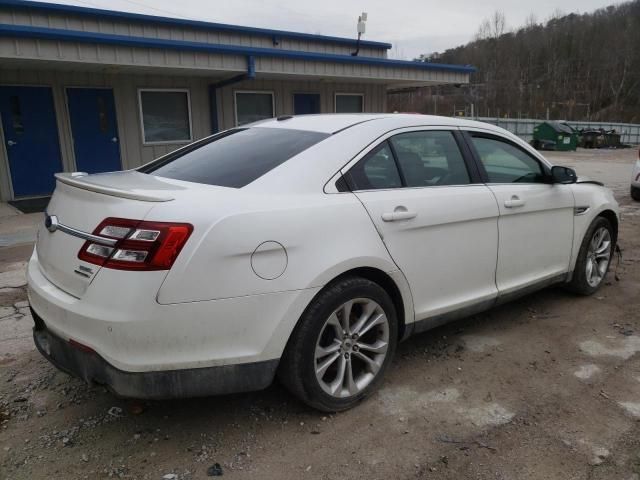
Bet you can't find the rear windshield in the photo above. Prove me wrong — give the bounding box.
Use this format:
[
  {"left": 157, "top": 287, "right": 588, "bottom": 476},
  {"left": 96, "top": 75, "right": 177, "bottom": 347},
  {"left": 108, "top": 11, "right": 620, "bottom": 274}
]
[{"left": 138, "top": 127, "right": 329, "bottom": 188}]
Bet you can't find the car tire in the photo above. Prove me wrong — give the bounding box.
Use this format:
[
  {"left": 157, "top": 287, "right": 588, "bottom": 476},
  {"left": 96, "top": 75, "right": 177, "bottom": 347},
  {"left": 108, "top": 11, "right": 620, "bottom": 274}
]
[
  {"left": 566, "top": 216, "right": 615, "bottom": 295},
  {"left": 631, "top": 186, "right": 640, "bottom": 201},
  {"left": 278, "top": 276, "right": 398, "bottom": 412}
]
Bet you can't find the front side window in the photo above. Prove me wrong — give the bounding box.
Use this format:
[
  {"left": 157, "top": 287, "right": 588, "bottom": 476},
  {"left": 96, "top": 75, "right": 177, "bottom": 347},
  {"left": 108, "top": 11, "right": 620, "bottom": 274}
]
[
  {"left": 139, "top": 127, "right": 329, "bottom": 188},
  {"left": 235, "top": 91, "right": 274, "bottom": 126},
  {"left": 389, "top": 131, "right": 470, "bottom": 187},
  {"left": 471, "top": 135, "right": 546, "bottom": 183},
  {"left": 335, "top": 94, "right": 364, "bottom": 113},
  {"left": 345, "top": 142, "right": 402, "bottom": 190},
  {"left": 139, "top": 89, "right": 192, "bottom": 144}
]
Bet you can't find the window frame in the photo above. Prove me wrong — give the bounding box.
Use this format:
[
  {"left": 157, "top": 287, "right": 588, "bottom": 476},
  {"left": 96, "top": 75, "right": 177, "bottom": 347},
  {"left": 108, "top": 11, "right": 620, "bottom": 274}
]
[
  {"left": 233, "top": 90, "right": 275, "bottom": 127},
  {"left": 334, "top": 93, "right": 365, "bottom": 113},
  {"left": 137, "top": 88, "right": 193, "bottom": 146},
  {"left": 336, "top": 127, "right": 481, "bottom": 193},
  {"left": 462, "top": 130, "right": 552, "bottom": 185}
]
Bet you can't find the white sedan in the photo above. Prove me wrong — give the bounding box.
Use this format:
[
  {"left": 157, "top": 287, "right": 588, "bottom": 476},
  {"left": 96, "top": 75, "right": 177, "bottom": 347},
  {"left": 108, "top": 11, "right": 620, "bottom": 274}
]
[{"left": 28, "top": 114, "right": 619, "bottom": 411}]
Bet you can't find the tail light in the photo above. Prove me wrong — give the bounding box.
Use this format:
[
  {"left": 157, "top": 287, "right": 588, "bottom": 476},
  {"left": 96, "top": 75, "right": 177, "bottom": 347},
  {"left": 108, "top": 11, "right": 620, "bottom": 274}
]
[{"left": 78, "top": 218, "right": 193, "bottom": 271}]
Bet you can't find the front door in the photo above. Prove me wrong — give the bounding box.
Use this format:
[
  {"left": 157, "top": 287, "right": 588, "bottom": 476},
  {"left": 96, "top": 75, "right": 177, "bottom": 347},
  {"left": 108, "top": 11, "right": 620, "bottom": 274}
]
[
  {"left": 346, "top": 129, "right": 500, "bottom": 321},
  {"left": 465, "top": 131, "right": 575, "bottom": 294},
  {"left": 0, "top": 86, "right": 63, "bottom": 197},
  {"left": 67, "top": 88, "right": 121, "bottom": 173},
  {"left": 293, "top": 93, "right": 321, "bottom": 115}
]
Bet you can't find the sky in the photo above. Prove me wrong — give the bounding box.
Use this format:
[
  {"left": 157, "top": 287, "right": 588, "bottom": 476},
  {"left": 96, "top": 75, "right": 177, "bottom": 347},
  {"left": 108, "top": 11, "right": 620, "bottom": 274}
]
[{"left": 53, "top": 0, "right": 624, "bottom": 59}]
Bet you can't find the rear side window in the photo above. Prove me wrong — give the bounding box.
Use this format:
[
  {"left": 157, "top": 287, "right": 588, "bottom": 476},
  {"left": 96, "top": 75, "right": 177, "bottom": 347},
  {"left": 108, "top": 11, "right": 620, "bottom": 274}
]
[
  {"left": 345, "top": 142, "right": 402, "bottom": 190},
  {"left": 140, "top": 127, "right": 329, "bottom": 188},
  {"left": 389, "top": 131, "right": 470, "bottom": 187}
]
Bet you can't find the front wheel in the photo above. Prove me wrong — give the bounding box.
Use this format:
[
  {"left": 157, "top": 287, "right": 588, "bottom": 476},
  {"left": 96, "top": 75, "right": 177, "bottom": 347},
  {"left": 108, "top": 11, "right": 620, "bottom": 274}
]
[
  {"left": 566, "top": 217, "right": 615, "bottom": 295},
  {"left": 278, "top": 277, "right": 398, "bottom": 412}
]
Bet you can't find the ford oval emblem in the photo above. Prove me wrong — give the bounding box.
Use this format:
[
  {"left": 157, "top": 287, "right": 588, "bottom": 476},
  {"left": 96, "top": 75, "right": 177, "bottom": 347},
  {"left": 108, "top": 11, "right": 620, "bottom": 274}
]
[{"left": 44, "top": 214, "right": 58, "bottom": 233}]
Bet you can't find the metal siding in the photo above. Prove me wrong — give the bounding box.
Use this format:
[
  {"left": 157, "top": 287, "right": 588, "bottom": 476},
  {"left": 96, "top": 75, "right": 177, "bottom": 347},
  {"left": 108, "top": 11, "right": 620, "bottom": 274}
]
[
  {"left": 2, "top": 36, "right": 252, "bottom": 72},
  {"left": 0, "top": 7, "right": 388, "bottom": 58}
]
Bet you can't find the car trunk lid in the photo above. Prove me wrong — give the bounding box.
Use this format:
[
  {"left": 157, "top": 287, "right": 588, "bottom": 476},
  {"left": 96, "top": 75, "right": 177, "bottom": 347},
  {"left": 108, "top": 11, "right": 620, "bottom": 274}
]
[{"left": 36, "top": 172, "right": 185, "bottom": 298}]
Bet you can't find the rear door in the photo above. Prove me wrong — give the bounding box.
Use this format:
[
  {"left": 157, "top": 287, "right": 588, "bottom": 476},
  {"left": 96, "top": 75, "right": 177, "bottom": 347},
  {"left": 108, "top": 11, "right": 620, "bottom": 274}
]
[
  {"left": 464, "top": 131, "right": 575, "bottom": 294},
  {"left": 66, "top": 88, "right": 121, "bottom": 173},
  {"left": 345, "top": 128, "right": 500, "bottom": 321},
  {"left": 0, "top": 86, "right": 63, "bottom": 196}
]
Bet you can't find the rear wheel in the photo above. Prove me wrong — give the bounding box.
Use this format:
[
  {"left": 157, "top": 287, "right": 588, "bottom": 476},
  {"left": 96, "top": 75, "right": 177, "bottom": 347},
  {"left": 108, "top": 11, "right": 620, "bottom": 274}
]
[
  {"left": 631, "top": 186, "right": 640, "bottom": 201},
  {"left": 278, "top": 277, "right": 398, "bottom": 412},
  {"left": 566, "top": 217, "right": 614, "bottom": 295}
]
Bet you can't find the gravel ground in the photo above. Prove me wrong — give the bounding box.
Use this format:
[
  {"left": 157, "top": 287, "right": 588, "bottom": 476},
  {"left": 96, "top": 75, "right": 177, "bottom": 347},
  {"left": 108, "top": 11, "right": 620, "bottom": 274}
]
[{"left": 1, "top": 148, "right": 639, "bottom": 480}]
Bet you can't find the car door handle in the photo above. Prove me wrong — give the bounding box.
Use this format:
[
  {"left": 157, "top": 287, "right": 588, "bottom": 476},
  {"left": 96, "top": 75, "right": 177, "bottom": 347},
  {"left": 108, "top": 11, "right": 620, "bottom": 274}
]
[
  {"left": 7, "top": 140, "right": 17, "bottom": 147},
  {"left": 381, "top": 208, "right": 417, "bottom": 222},
  {"left": 504, "top": 195, "right": 525, "bottom": 208}
]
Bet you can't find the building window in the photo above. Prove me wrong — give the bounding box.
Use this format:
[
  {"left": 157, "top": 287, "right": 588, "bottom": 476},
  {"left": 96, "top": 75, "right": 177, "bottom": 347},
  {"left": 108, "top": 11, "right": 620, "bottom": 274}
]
[
  {"left": 335, "top": 93, "right": 364, "bottom": 113},
  {"left": 235, "top": 91, "right": 275, "bottom": 126},
  {"left": 138, "top": 89, "right": 192, "bottom": 144}
]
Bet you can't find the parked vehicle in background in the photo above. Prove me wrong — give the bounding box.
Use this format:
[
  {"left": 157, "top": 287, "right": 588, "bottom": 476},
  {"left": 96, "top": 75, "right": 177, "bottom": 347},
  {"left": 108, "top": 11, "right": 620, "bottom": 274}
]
[
  {"left": 27, "top": 114, "right": 619, "bottom": 412},
  {"left": 631, "top": 147, "right": 640, "bottom": 201}
]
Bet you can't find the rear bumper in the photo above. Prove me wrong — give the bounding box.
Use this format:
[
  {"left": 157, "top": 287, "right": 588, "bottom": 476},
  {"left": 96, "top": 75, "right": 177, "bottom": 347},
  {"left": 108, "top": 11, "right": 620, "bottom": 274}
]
[
  {"left": 27, "top": 249, "right": 320, "bottom": 372},
  {"left": 32, "top": 311, "right": 278, "bottom": 399}
]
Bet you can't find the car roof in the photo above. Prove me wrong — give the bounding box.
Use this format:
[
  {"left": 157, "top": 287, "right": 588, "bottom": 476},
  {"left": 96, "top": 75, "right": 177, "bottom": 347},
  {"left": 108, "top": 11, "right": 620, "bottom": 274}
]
[
  {"left": 250, "top": 113, "right": 502, "bottom": 134},
  {"left": 246, "top": 113, "right": 550, "bottom": 195}
]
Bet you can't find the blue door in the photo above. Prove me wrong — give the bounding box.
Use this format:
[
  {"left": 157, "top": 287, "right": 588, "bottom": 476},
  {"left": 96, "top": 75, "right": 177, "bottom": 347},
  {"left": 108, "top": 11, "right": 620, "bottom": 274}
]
[
  {"left": 0, "top": 86, "right": 63, "bottom": 197},
  {"left": 294, "top": 93, "right": 321, "bottom": 115},
  {"left": 67, "top": 88, "right": 121, "bottom": 173}
]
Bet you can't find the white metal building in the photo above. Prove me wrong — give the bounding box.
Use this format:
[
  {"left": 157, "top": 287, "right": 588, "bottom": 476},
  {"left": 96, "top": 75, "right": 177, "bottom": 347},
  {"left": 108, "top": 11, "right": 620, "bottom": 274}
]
[{"left": 0, "top": 0, "right": 474, "bottom": 201}]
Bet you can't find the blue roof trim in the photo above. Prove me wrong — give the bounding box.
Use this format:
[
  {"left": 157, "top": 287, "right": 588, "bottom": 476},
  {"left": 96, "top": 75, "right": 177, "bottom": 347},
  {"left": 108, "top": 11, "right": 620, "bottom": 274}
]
[
  {"left": 0, "top": 0, "right": 393, "bottom": 49},
  {"left": 0, "top": 24, "right": 477, "bottom": 74}
]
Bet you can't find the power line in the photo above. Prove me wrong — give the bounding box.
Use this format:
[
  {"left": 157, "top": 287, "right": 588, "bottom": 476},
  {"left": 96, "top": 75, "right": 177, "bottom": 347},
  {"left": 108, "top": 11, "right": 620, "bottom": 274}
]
[{"left": 114, "top": 0, "right": 190, "bottom": 19}]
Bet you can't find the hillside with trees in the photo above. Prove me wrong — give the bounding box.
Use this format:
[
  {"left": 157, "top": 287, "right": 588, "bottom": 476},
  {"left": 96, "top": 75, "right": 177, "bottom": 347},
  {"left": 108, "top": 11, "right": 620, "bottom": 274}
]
[{"left": 389, "top": 1, "right": 640, "bottom": 123}]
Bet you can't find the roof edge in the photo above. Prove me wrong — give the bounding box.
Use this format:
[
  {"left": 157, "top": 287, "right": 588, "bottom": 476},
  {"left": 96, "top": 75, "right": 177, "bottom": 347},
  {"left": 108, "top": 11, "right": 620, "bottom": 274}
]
[
  {"left": 0, "top": 24, "right": 477, "bottom": 74},
  {"left": 0, "top": 0, "right": 394, "bottom": 49}
]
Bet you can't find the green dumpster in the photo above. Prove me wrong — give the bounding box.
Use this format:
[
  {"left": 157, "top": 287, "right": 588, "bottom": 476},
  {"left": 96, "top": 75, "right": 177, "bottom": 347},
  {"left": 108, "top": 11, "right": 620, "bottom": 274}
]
[{"left": 531, "top": 121, "right": 578, "bottom": 151}]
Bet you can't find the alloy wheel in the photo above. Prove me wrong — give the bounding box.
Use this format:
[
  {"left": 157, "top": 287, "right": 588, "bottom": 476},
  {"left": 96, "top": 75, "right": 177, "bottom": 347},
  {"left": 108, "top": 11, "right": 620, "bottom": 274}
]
[
  {"left": 314, "top": 298, "right": 390, "bottom": 398},
  {"left": 585, "top": 226, "right": 612, "bottom": 288}
]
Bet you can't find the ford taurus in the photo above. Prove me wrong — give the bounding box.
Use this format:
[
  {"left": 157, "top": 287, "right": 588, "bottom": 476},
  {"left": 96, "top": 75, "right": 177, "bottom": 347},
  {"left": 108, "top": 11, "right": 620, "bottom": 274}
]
[{"left": 28, "top": 114, "right": 619, "bottom": 411}]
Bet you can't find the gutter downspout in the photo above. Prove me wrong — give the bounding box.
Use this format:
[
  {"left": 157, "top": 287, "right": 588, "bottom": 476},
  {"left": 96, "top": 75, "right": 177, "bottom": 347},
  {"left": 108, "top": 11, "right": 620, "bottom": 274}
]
[{"left": 209, "top": 55, "right": 256, "bottom": 133}]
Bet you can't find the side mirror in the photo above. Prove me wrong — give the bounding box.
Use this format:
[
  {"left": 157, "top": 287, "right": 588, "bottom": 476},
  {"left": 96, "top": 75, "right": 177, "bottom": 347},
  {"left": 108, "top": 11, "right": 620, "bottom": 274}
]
[{"left": 551, "top": 166, "right": 577, "bottom": 184}]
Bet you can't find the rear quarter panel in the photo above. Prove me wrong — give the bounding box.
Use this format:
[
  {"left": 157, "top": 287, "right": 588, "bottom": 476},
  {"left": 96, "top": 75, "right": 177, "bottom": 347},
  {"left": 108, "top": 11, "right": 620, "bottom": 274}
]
[{"left": 152, "top": 190, "right": 405, "bottom": 305}]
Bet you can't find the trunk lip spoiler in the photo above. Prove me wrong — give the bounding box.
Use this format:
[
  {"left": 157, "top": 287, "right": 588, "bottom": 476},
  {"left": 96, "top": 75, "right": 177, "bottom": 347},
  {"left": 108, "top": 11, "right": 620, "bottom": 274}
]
[{"left": 54, "top": 173, "right": 175, "bottom": 202}]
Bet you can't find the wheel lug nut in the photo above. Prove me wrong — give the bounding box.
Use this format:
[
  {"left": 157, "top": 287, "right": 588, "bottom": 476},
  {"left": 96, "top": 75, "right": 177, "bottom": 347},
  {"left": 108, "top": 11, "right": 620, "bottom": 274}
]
[
  {"left": 344, "top": 352, "right": 350, "bottom": 359},
  {"left": 353, "top": 345, "right": 359, "bottom": 352}
]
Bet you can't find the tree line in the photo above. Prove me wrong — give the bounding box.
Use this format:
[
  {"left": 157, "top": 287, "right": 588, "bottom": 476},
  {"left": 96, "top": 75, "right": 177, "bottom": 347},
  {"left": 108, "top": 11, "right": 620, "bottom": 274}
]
[{"left": 389, "top": 1, "right": 640, "bottom": 123}]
